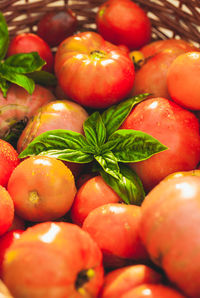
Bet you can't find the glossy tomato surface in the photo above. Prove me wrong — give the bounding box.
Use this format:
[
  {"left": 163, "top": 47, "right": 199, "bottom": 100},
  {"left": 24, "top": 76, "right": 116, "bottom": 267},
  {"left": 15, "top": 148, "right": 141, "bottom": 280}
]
[{"left": 55, "top": 31, "right": 135, "bottom": 109}]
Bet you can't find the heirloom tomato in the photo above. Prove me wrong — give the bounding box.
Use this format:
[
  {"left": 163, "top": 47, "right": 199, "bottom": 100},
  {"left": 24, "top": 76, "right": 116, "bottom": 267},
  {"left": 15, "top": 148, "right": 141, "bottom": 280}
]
[{"left": 54, "top": 31, "right": 135, "bottom": 109}]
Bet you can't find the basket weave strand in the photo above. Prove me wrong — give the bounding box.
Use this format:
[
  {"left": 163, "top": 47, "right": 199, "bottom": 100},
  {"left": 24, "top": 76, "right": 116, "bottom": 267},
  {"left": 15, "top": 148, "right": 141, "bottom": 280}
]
[{"left": 0, "top": 0, "right": 200, "bottom": 47}]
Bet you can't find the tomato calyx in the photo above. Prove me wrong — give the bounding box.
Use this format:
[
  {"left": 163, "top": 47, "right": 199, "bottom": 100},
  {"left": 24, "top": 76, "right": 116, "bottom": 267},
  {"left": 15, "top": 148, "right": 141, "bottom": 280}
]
[
  {"left": 75, "top": 268, "right": 95, "bottom": 293},
  {"left": 29, "top": 191, "right": 40, "bottom": 205},
  {"left": 90, "top": 50, "right": 107, "bottom": 60}
]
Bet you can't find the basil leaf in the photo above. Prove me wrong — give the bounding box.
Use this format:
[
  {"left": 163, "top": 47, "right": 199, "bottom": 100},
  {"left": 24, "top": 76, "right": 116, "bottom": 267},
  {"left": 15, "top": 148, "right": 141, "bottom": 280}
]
[
  {"left": 100, "top": 164, "right": 145, "bottom": 205},
  {"left": 27, "top": 71, "right": 57, "bottom": 86},
  {"left": 106, "top": 129, "right": 168, "bottom": 162},
  {"left": 19, "top": 129, "right": 95, "bottom": 161},
  {"left": 4, "top": 52, "right": 45, "bottom": 73},
  {"left": 0, "top": 77, "right": 10, "bottom": 97},
  {"left": 101, "top": 93, "right": 149, "bottom": 138},
  {"left": 84, "top": 111, "right": 106, "bottom": 149},
  {"left": 0, "top": 64, "right": 35, "bottom": 95},
  {"left": 95, "top": 151, "right": 120, "bottom": 179},
  {"left": 0, "top": 13, "right": 9, "bottom": 60}
]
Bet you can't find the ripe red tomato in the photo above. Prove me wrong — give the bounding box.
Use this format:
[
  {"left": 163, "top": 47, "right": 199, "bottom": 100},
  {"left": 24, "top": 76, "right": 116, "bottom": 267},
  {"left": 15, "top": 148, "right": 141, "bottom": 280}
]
[
  {"left": 2, "top": 222, "right": 104, "bottom": 298},
  {"left": 37, "top": 9, "right": 78, "bottom": 47},
  {"left": 7, "top": 156, "right": 77, "bottom": 222},
  {"left": 7, "top": 33, "right": 54, "bottom": 72},
  {"left": 54, "top": 31, "right": 135, "bottom": 109},
  {"left": 82, "top": 203, "right": 149, "bottom": 268},
  {"left": 167, "top": 51, "right": 200, "bottom": 110},
  {"left": 121, "top": 97, "right": 200, "bottom": 192},
  {"left": 71, "top": 176, "right": 120, "bottom": 226},
  {"left": 96, "top": 0, "right": 151, "bottom": 50},
  {"left": 140, "top": 175, "right": 200, "bottom": 298},
  {"left": 0, "top": 229, "right": 23, "bottom": 277},
  {"left": 0, "top": 186, "right": 14, "bottom": 236},
  {"left": 0, "top": 140, "right": 19, "bottom": 187}
]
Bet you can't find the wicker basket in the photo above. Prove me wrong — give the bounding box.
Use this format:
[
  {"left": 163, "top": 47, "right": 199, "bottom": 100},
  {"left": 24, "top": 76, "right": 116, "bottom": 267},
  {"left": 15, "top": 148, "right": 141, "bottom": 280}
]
[{"left": 1, "top": 0, "right": 200, "bottom": 48}]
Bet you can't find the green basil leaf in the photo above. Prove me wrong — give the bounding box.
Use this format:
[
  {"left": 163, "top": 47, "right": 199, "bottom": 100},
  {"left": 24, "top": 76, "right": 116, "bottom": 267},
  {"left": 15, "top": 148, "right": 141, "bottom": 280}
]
[
  {"left": 100, "top": 164, "right": 145, "bottom": 205},
  {"left": 84, "top": 111, "right": 106, "bottom": 149},
  {"left": 0, "top": 64, "right": 35, "bottom": 94},
  {"left": 4, "top": 52, "right": 45, "bottom": 73},
  {"left": 19, "top": 129, "right": 95, "bottom": 162},
  {"left": 0, "top": 13, "right": 9, "bottom": 60},
  {"left": 95, "top": 151, "right": 120, "bottom": 179},
  {"left": 101, "top": 93, "right": 149, "bottom": 138},
  {"left": 0, "top": 77, "right": 10, "bottom": 97},
  {"left": 27, "top": 71, "right": 57, "bottom": 86},
  {"left": 106, "top": 129, "right": 168, "bottom": 162}
]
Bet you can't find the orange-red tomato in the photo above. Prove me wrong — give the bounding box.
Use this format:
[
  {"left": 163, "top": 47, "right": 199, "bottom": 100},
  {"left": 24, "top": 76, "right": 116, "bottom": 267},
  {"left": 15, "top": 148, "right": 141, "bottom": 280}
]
[
  {"left": 0, "top": 186, "right": 14, "bottom": 236},
  {"left": 167, "top": 51, "right": 200, "bottom": 110},
  {"left": 7, "top": 156, "right": 77, "bottom": 222}
]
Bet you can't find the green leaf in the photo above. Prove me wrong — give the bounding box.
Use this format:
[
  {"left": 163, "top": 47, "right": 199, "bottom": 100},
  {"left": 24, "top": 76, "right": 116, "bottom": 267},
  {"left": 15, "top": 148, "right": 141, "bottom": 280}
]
[
  {"left": 100, "top": 164, "right": 145, "bottom": 205},
  {"left": 83, "top": 111, "right": 106, "bottom": 149},
  {"left": 105, "top": 129, "right": 168, "bottom": 162},
  {"left": 0, "top": 64, "right": 35, "bottom": 95},
  {"left": 27, "top": 70, "right": 57, "bottom": 86},
  {"left": 0, "top": 12, "right": 9, "bottom": 60},
  {"left": 19, "top": 129, "right": 95, "bottom": 163},
  {"left": 95, "top": 151, "right": 120, "bottom": 179},
  {"left": 0, "top": 77, "right": 10, "bottom": 97},
  {"left": 4, "top": 52, "right": 46, "bottom": 73},
  {"left": 101, "top": 93, "right": 149, "bottom": 138}
]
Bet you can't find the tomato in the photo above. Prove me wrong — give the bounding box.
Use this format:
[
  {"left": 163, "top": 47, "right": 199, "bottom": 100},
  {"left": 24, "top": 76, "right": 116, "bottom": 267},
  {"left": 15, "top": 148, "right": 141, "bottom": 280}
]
[
  {"left": 82, "top": 203, "right": 149, "bottom": 268},
  {"left": 99, "top": 264, "right": 162, "bottom": 298},
  {"left": 121, "top": 284, "right": 185, "bottom": 298},
  {"left": 71, "top": 176, "right": 120, "bottom": 226},
  {"left": 7, "top": 33, "right": 54, "bottom": 72},
  {"left": 96, "top": 0, "right": 151, "bottom": 50},
  {"left": 0, "top": 186, "right": 14, "bottom": 236},
  {"left": 54, "top": 31, "right": 135, "bottom": 109},
  {"left": 37, "top": 9, "right": 77, "bottom": 47},
  {"left": 7, "top": 156, "right": 77, "bottom": 222},
  {"left": 0, "top": 229, "right": 23, "bottom": 277},
  {"left": 140, "top": 175, "right": 200, "bottom": 298},
  {"left": 140, "top": 38, "right": 198, "bottom": 58},
  {"left": 121, "top": 97, "right": 200, "bottom": 192},
  {"left": 2, "top": 222, "right": 104, "bottom": 298},
  {"left": 0, "top": 140, "right": 19, "bottom": 187},
  {"left": 167, "top": 51, "right": 200, "bottom": 110}
]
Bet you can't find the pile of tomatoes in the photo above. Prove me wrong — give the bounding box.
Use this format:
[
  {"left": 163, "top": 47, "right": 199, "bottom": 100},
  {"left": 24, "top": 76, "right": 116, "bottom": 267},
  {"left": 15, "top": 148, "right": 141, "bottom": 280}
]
[{"left": 0, "top": 0, "right": 200, "bottom": 297}]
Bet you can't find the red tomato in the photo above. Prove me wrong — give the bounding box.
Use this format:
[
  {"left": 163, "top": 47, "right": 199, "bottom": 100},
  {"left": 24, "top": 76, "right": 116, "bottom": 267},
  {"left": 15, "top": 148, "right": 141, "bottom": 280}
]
[
  {"left": 140, "top": 175, "right": 200, "bottom": 298},
  {"left": 7, "top": 33, "right": 54, "bottom": 72},
  {"left": 121, "top": 97, "right": 200, "bottom": 192},
  {"left": 2, "top": 222, "right": 104, "bottom": 298},
  {"left": 121, "top": 284, "right": 185, "bottom": 298},
  {"left": 71, "top": 176, "right": 120, "bottom": 226},
  {"left": 0, "top": 140, "right": 19, "bottom": 188},
  {"left": 54, "top": 31, "right": 135, "bottom": 109},
  {"left": 37, "top": 9, "right": 77, "bottom": 47},
  {"left": 7, "top": 156, "right": 77, "bottom": 222},
  {"left": 0, "top": 186, "right": 14, "bottom": 236},
  {"left": 0, "top": 229, "right": 23, "bottom": 277},
  {"left": 96, "top": 0, "right": 151, "bottom": 50},
  {"left": 167, "top": 51, "right": 200, "bottom": 110},
  {"left": 82, "top": 203, "right": 149, "bottom": 268}
]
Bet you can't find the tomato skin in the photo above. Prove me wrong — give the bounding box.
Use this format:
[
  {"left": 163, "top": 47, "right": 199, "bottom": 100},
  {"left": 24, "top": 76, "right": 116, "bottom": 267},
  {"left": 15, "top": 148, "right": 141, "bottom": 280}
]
[
  {"left": 96, "top": 0, "right": 151, "bottom": 50},
  {"left": 7, "top": 33, "right": 54, "bottom": 72},
  {"left": 167, "top": 51, "right": 200, "bottom": 110},
  {"left": 7, "top": 156, "right": 77, "bottom": 222},
  {"left": 55, "top": 31, "right": 135, "bottom": 109},
  {"left": 121, "top": 97, "right": 200, "bottom": 192},
  {"left": 140, "top": 175, "right": 200, "bottom": 298},
  {"left": 0, "top": 186, "right": 14, "bottom": 236}
]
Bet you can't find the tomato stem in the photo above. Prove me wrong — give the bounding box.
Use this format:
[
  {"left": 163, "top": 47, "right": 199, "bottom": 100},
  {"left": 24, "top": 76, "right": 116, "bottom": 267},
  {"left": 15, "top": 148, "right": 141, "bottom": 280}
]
[{"left": 90, "top": 50, "right": 106, "bottom": 60}]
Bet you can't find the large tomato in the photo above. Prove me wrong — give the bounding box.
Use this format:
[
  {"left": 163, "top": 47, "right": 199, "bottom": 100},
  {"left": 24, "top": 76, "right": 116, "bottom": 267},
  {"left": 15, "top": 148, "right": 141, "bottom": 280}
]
[
  {"left": 139, "top": 175, "right": 200, "bottom": 298},
  {"left": 121, "top": 97, "right": 200, "bottom": 192},
  {"left": 54, "top": 31, "right": 135, "bottom": 109}
]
